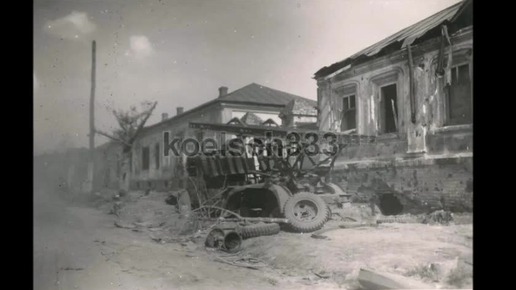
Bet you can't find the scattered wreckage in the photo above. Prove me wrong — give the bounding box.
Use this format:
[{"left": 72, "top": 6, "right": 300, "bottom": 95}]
[{"left": 184, "top": 121, "right": 376, "bottom": 241}]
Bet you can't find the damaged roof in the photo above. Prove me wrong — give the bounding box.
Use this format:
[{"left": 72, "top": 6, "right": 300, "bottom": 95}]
[{"left": 314, "top": 0, "right": 472, "bottom": 79}]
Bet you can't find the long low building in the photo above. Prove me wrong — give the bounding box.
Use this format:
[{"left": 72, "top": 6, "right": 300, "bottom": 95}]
[
  {"left": 44, "top": 83, "right": 317, "bottom": 195},
  {"left": 121, "top": 83, "right": 316, "bottom": 191}
]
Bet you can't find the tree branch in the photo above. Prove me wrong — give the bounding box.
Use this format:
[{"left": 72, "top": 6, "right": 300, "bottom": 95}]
[
  {"left": 128, "top": 101, "right": 157, "bottom": 144},
  {"left": 95, "top": 129, "right": 132, "bottom": 147},
  {"left": 113, "top": 110, "right": 129, "bottom": 133}
]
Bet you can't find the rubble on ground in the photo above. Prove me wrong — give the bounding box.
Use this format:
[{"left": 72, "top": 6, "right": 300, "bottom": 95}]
[{"left": 99, "top": 189, "right": 471, "bottom": 289}]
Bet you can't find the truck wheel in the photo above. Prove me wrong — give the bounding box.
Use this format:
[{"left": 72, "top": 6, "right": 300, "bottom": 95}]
[
  {"left": 237, "top": 222, "right": 280, "bottom": 239},
  {"left": 283, "top": 192, "right": 329, "bottom": 233},
  {"left": 326, "top": 205, "right": 332, "bottom": 221}
]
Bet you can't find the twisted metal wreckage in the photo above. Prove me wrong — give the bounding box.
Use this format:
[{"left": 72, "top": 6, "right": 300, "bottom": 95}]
[{"left": 179, "top": 121, "right": 376, "bottom": 250}]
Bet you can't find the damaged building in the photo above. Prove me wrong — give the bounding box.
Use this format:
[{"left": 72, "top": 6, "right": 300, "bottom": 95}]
[{"left": 313, "top": 0, "right": 472, "bottom": 214}]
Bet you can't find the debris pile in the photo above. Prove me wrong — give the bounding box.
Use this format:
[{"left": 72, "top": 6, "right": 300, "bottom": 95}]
[
  {"left": 376, "top": 210, "right": 454, "bottom": 225},
  {"left": 204, "top": 222, "right": 281, "bottom": 253},
  {"left": 106, "top": 190, "right": 202, "bottom": 242},
  {"left": 104, "top": 188, "right": 471, "bottom": 289}
]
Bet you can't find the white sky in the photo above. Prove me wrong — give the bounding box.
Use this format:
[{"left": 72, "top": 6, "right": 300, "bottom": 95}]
[{"left": 34, "top": 0, "right": 463, "bottom": 155}]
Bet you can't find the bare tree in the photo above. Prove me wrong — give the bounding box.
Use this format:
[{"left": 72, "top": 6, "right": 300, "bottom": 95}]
[{"left": 96, "top": 100, "right": 157, "bottom": 191}]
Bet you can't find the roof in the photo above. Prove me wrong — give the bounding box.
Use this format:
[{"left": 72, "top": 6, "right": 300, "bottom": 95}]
[
  {"left": 143, "top": 83, "right": 314, "bottom": 132},
  {"left": 219, "top": 83, "right": 311, "bottom": 106},
  {"left": 240, "top": 112, "right": 263, "bottom": 126},
  {"left": 314, "top": 0, "right": 472, "bottom": 79},
  {"left": 262, "top": 118, "right": 279, "bottom": 127},
  {"left": 280, "top": 97, "right": 318, "bottom": 116}
]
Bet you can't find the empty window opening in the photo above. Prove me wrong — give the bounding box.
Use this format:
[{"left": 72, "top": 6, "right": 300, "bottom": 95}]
[
  {"left": 142, "top": 146, "right": 150, "bottom": 170},
  {"left": 379, "top": 193, "right": 403, "bottom": 215},
  {"left": 155, "top": 143, "right": 160, "bottom": 169},
  {"left": 380, "top": 84, "right": 398, "bottom": 134},
  {"left": 447, "top": 63, "right": 472, "bottom": 125},
  {"left": 341, "top": 95, "right": 357, "bottom": 131}
]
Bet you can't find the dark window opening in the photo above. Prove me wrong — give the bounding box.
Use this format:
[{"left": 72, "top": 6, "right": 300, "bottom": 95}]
[
  {"left": 380, "top": 84, "right": 398, "bottom": 134},
  {"left": 142, "top": 146, "right": 150, "bottom": 170},
  {"left": 341, "top": 95, "right": 356, "bottom": 131},
  {"left": 446, "top": 63, "right": 472, "bottom": 125},
  {"left": 155, "top": 143, "right": 160, "bottom": 169}
]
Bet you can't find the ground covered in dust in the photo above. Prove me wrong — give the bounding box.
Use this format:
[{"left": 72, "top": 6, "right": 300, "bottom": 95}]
[{"left": 34, "top": 188, "right": 472, "bottom": 290}]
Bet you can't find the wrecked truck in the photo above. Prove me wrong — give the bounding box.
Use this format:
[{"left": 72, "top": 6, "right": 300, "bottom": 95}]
[{"left": 184, "top": 122, "right": 376, "bottom": 233}]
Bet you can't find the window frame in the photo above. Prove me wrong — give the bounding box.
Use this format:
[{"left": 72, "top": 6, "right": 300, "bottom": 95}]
[
  {"left": 378, "top": 82, "right": 399, "bottom": 135},
  {"left": 431, "top": 46, "right": 473, "bottom": 129},
  {"left": 333, "top": 82, "right": 359, "bottom": 133},
  {"left": 444, "top": 60, "right": 473, "bottom": 126},
  {"left": 341, "top": 93, "right": 357, "bottom": 132},
  {"left": 370, "top": 67, "right": 403, "bottom": 137},
  {"left": 141, "top": 146, "right": 150, "bottom": 171},
  {"left": 154, "top": 143, "right": 160, "bottom": 170}
]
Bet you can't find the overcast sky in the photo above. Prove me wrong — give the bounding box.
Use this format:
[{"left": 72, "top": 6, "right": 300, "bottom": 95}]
[{"left": 34, "top": 0, "right": 462, "bottom": 155}]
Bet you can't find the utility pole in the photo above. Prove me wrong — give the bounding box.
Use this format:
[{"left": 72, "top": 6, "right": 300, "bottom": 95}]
[{"left": 87, "top": 40, "right": 96, "bottom": 193}]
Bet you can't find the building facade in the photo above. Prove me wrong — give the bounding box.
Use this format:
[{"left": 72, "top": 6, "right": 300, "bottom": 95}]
[
  {"left": 314, "top": 0, "right": 472, "bottom": 213},
  {"left": 129, "top": 83, "right": 316, "bottom": 191}
]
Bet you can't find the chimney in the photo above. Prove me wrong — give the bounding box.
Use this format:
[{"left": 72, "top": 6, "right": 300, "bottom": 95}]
[
  {"left": 176, "top": 107, "right": 184, "bottom": 115},
  {"left": 161, "top": 113, "right": 168, "bottom": 121},
  {"left": 218, "top": 86, "right": 228, "bottom": 98}
]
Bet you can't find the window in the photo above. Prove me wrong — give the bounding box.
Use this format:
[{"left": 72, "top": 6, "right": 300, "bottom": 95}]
[
  {"left": 446, "top": 63, "right": 472, "bottom": 125},
  {"left": 142, "top": 146, "right": 150, "bottom": 170},
  {"left": 341, "top": 95, "right": 356, "bottom": 131},
  {"left": 154, "top": 143, "right": 160, "bottom": 169},
  {"left": 334, "top": 83, "right": 358, "bottom": 132},
  {"left": 380, "top": 84, "right": 398, "bottom": 134}
]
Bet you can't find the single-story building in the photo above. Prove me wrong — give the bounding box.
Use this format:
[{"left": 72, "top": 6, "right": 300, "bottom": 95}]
[
  {"left": 128, "top": 83, "right": 316, "bottom": 191},
  {"left": 313, "top": 0, "right": 473, "bottom": 213}
]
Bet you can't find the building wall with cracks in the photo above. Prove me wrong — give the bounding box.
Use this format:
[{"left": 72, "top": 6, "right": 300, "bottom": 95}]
[{"left": 316, "top": 23, "right": 472, "bottom": 213}]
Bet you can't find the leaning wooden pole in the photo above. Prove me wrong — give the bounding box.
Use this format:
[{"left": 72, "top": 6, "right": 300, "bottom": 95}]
[{"left": 87, "top": 40, "right": 96, "bottom": 193}]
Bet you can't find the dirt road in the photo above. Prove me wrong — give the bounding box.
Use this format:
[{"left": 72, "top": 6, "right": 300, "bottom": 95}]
[
  {"left": 34, "top": 186, "right": 472, "bottom": 290},
  {"left": 33, "top": 189, "right": 339, "bottom": 290}
]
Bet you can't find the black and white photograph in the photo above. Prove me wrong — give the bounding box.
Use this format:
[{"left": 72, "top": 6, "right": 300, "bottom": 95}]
[{"left": 34, "top": 0, "right": 473, "bottom": 289}]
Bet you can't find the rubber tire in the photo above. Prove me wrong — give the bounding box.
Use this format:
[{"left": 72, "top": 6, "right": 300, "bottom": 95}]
[
  {"left": 237, "top": 223, "right": 281, "bottom": 240},
  {"left": 283, "top": 192, "right": 329, "bottom": 233},
  {"left": 326, "top": 205, "right": 332, "bottom": 221}
]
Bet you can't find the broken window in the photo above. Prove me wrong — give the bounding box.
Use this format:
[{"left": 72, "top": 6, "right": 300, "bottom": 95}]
[
  {"left": 446, "top": 63, "right": 472, "bottom": 125},
  {"left": 155, "top": 143, "right": 160, "bottom": 169},
  {"left": 380, "top": 84, "right": 398, "bottom": 134},
  {"left": 341, "top": 95, "right": 356, "bottom": 131},
  {"left": 142, "top": 146, "right": 150, "bottom": 170}
]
